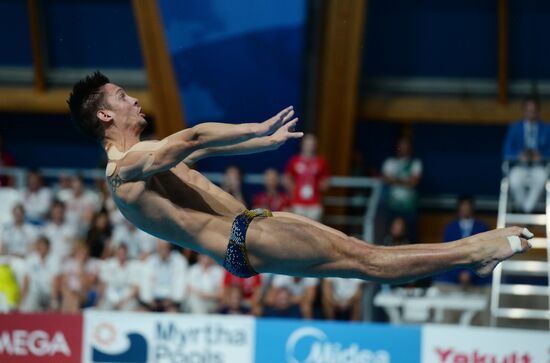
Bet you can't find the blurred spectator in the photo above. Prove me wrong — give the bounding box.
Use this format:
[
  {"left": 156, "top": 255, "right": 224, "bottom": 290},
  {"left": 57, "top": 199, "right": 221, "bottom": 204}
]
[
  {"left": 187, "top": 254, "right": 224, "bottom": 314},
  {"left": 322, "top": 278, "right": 364, "bottom": 321},
  {"left": 20, "top": 236, "right": 59, "bottom": 312},
  {"left": 445, "top": 196, "right": 489, "bottom": 241},
  {"left": 382, "top": 216, "right": 410, "bottom": 246},
  {"left": 95, "top": 178, "right": 124, "bottom": 225},
  {"left": 53, "top": 174, "right": 73, "bottom": 202},
  {"left": 111, "top": 219, "right": 156, "bottom": 260},
  {"left": 42, "top": 200, "right": 77, "bottom": 261},
  {"left": 503, "top": 97, "right": 550, "bottom": 213},
  {"left": 267, "top": 275, "right": 318, "bottom": 319},
  {"left": 181, "top": 248, "right": 199, "bottom": 265},
  {"left": 0, "top": 204, "right": 39, "bottom": 257},
  {"left": 65, "top": 175, "right": 101, "bottom": 231},
  {"left": 284, "top": 134, "right": 329, "bottom": 221},
  {"left": 97, "top": 244, "right": 140, "bottom": 311},
  {"left": 58, "top": 242, "right": 101, "bottom": 313},
  {"left": 382, "top": 137, "right": 422, "bottom": 240},
  {"left": 222, "top": 165, "right": 247, "bottom": 205},
  {"left": 21, "top": 169, "right": 52, "bottom": 224},
  {"left": 85, "top": 210, "right": 112, "bottom": 259},
  {"left": 0, "top": 132, "right": 15, "bottom": 187},
  {"left": 262, "top": 287, "right": 302, "bottom": 318},
  {"left": 222, "top": 270, "right": 262, "bottom": 314},
  {"left": 0, "top": 185, "right": 21, "bottom": 226},
  {"left": 384, "top": 216, "right": 430, "bottom": 289},
  {"left": 218, "top": 285, "right": 251, "bottom": 315},
  {"left": 0, "top": 244, "right": 28, "bottom": 312},
  {"left": 139, "top": 240, "right": 187, "bottom": 312},
  {"left": 252, "top": 168, "right": 291, "bottom": 211},
  {"left": 433, "top": 196, "right": 490, "bottom": 324}
]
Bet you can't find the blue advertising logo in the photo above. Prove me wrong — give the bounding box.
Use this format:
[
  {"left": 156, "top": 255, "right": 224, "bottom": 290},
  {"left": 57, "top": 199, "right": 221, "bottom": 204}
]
[
  {"left": 256, "top": 319, "right": 421, "bottom": 363},
  {"left": 92, "top": 323, "right": 148, "bottom": 363}
]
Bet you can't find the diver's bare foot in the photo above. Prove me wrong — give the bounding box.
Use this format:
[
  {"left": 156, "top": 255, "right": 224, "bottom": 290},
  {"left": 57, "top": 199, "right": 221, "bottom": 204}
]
[{"left": 466, "top": 227, "right": 533, "bottom": 276}]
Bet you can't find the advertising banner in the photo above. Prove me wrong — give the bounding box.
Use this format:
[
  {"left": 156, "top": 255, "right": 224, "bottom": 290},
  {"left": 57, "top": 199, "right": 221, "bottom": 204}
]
[
  {"left": 255, "top": 319, "right": 421, "bottom": 363},
  {"left": 0, "top": 313, "right": 82, "bottom": 363},
  {"left": 83, "top": 310, "right": 255, "bottom": 363},
  {"left": 422, "top": 325, "right": 550, "bottom": 363}
]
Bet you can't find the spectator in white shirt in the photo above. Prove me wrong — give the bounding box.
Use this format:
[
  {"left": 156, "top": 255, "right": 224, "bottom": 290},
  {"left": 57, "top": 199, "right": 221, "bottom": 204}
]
[
  {"left": 53, "top": 174, "right": 73, "bottom": 203},
  {"left": 41, "top": 200, "right": 77, "bottom": 261},
  {"left": 322, "top": 277, "right": 364, "bottom": 321},
  {"left": 139, "top": 240, "right": 187, "bottom": 312},
  {"left": 382, "top": 137, "right": 423, "bottom": 241},
  {"left": 85, "top": 210, "right": 112, "bottom": 259},
  {"left": 58, "top": 242, "right": 101, "bottom": 313},
  {"left": 20, "top": 236, "right": 60, "bottom": 312},
  {"left": 64, "top": 175, "right": 101, "bottom": 233},
  {"left": 0, "top": 204, "right": 39, "bottom": 257},
  {"left": 97, "top": 244, "right": 140, "bottom": 311},
  {"left": 267, "top": 275, "right": 319, "bottom": 319},
  {"left": 187, "top": 254, "right": 224, "bottom": 314},
  {"left": 95, "top": 179, "right": 126, "bottom": 228},
  {"left": 0, "top": 186, "right": 21, "bottom": 226},
  {"left": 111, "top": 219, "right": 156, "bottom": 260},
  {"left": 21, "top": 169, "right": 52, "bottom": 224},
  {"left": 98, "top": 179, "right": 126, "bottom": 227},
  {"left": 0, "top": 244, "right": 29, "bottom": 312}
]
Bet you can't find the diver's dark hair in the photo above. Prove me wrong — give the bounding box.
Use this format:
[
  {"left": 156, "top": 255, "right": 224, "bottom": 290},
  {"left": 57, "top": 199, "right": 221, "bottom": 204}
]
[{"left": 67, "top": 71, "right": 110, "bottom": 141}]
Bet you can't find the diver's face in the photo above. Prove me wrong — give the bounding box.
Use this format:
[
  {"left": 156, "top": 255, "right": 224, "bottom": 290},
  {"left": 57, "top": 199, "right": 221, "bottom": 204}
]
[{"left": 100, "top": 83, "right": 147, "bottom": 132}]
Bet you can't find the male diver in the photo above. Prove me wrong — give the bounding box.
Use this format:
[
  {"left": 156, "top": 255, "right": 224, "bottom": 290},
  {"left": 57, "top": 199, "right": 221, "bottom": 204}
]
[{"left": 67, "top": 72, "right": 532, "bottom": 281}]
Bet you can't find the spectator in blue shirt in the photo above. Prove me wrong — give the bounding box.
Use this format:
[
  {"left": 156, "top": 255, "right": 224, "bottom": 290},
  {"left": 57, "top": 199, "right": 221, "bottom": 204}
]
[
  {"left": 433, "top": 196, "right": 491, "bottom": 324},
  {"left": 503, "top": 97, "right": 550, "bottom": 213},
  {"left": 262, "top": 287, "right": 302, "bottom": 319},
  {"left": 434, "top": 196, "right": 489, "bottom": 286}
]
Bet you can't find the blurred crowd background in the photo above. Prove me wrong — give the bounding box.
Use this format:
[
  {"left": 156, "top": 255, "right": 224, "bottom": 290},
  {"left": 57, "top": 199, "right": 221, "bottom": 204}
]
[{"left": 0, "top": 0, "right": 549, "bottom": 330}]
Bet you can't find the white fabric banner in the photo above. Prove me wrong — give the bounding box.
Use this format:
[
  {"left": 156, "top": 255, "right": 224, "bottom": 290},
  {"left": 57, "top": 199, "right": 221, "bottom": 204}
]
[
  {"left": 83, "top": 310, "right": 255, "bottom": 363},
  {"left": 422, "top": 324, "right": 550, "bottom": 363}
]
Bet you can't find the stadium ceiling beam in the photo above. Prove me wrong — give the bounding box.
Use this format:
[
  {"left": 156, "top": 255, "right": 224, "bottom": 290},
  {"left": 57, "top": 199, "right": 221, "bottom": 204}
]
[
  {"left": 359, "top": 95, "right": 550, "bottom": 124},
  {"left": 27, "top": 0, "right": 46, "bottom": 93},
  {"left": 132, "top": 0, "right": 186, "bottom": 138},
  {"left": 315, "top": 0, "right": 367, "bottom": 176},
  {"left": 498, "top": 0, "right": 509, "bottom": 104},
  {"left": 0, "top": 87, "right": 153, "bottom": 114}
]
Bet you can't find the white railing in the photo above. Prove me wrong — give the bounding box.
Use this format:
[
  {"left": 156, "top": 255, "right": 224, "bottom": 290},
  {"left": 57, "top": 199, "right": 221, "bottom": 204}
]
[{"left": 0, "top": 167, "right": 382, "bottom": 242}]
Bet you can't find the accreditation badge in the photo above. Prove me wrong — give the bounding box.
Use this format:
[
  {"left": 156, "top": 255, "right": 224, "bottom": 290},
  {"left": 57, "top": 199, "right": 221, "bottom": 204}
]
[{"left": 299, "top": 184, "right": 314, "bottom": 200}]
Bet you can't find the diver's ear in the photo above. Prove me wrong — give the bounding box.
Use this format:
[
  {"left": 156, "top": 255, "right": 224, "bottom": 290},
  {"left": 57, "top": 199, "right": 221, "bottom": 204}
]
[{"left": 97, "top": 109, "right": 114, "bottom": 123}]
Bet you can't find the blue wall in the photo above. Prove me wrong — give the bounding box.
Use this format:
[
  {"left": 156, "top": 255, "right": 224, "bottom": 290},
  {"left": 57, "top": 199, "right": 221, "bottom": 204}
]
[
  {"left": 0, "top": 1, "right": 32, "bottom": 66},
  {"left": 43, "top": 0, "right": 143, "bottom": 69},
  {"left": 0, "top": 0, "right": 142, "bottom": 68},
  {"left": 158, "top": 0, "right": 307, "bottom": 173},
  {"left": 356, "top": 122, "right": 507, "bottom": 196},
  {"left": 363, "top": 0, "right": 497, "bottom": 79},
  {"left": 0, "top": 114, "right": 103, "bottom": 168},
  {"left": 363, "top": 0, "right": 550, "bottom": 80},
  {"left": 3, "top": 0, "right": 550, "bottom": 198}
]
